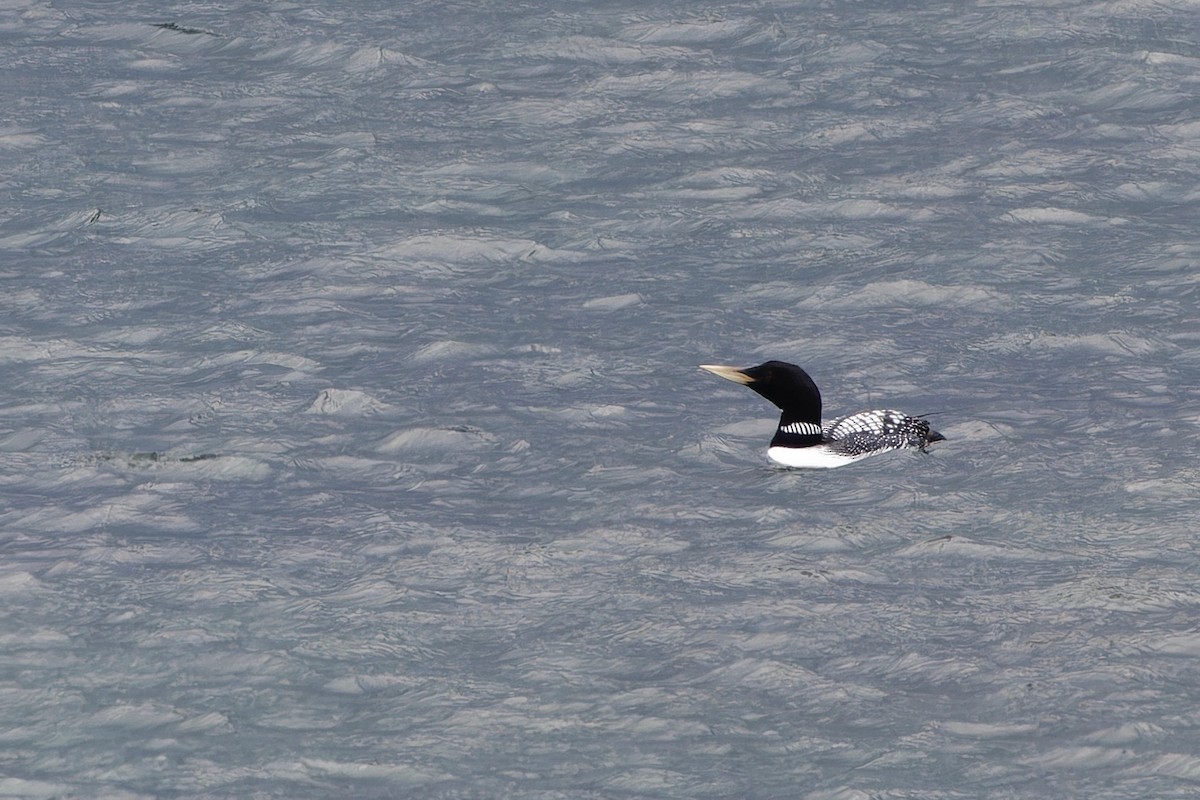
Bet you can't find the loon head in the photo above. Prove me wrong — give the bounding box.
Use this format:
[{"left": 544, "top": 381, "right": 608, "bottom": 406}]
[{"left": 699, "top": 360, "right": 822, "bottom": 425}]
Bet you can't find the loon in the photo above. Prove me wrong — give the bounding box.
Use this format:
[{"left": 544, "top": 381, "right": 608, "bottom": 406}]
[{"left": 700, "top": 360, "right": 945, "bottom": 468}]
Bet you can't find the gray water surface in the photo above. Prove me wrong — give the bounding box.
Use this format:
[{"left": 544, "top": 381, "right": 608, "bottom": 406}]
[{"left": 3, "top": 1, "right": 1200, "bottom": 798}]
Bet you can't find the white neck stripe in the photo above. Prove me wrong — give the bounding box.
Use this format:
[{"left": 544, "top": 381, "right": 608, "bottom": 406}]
[{"left": 779, "top": 421, "right": 823, "bottom": 436}]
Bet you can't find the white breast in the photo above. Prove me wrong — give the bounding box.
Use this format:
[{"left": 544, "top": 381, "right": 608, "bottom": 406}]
[{"left": 766, "top": 445, "right": 865, "bottom": 469}]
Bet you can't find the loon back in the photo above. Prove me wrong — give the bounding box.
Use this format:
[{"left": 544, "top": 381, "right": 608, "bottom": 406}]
[{"left": 821, "top": 409, "right": 945, "bottom": 457}]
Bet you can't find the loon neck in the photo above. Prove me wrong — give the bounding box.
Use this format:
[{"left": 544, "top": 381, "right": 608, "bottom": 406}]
[{"left": 770, "top": 416, "right": 824, "bottom": 449}]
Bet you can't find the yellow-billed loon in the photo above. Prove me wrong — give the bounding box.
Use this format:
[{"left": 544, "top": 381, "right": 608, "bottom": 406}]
[{"left": 700, "top": 360, "right": 945, "bottom": 468}]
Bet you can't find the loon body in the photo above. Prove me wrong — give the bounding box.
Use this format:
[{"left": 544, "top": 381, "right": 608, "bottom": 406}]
[{"left": 700, "top": 360, "right": 945, "bottom": 469}]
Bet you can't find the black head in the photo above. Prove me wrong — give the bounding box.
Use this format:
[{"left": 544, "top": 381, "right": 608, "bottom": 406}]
[{"left": 700, "top": 360, "right": 822, "bottom": 425}]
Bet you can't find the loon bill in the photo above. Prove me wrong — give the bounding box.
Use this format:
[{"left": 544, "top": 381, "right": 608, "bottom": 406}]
[{"left": 700, "top": 360, "right": 945, "bottom": 469}]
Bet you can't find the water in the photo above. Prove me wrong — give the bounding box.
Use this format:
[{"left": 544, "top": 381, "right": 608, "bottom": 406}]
[{"left": 3, "top": 1, "right": 1200, "bottom": 797}]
